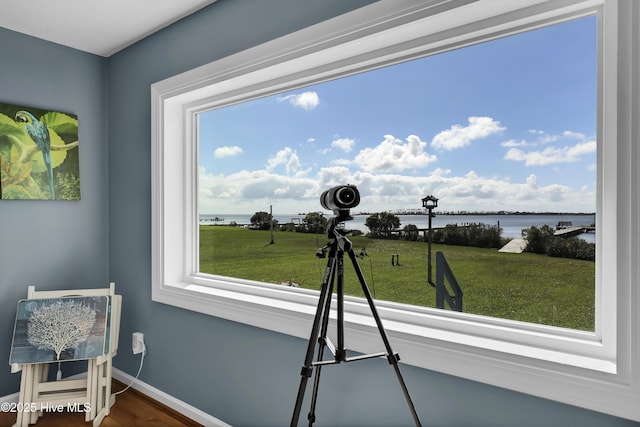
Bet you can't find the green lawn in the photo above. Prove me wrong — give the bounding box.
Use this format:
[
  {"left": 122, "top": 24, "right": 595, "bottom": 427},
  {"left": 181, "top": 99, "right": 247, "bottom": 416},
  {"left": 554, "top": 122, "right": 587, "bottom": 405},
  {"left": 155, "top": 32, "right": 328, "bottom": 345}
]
[{"left": 200, "top": 226, "right": 595, "bottom": 331}]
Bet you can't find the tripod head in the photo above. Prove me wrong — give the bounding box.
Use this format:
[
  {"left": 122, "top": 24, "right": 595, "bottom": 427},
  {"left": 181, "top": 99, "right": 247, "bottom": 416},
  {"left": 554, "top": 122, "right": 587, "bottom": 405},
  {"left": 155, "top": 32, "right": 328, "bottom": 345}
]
[
  {"left": 325, "top": 212, "right": 352, "bottom": 236},
  {"left": 316, "top": 215, "right": 354, "bottom": 259},
  {"left": 324, "top": 215, "right": 353, "bottom": 253}
]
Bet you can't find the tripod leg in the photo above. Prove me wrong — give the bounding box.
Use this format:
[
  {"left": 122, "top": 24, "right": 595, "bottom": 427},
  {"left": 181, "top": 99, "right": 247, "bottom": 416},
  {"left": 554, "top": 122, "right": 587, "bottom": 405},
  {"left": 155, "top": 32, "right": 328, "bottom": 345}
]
[
  {"left": 336, "top": 249, "right": 347, "bottom": 362},
  {"left": 346, "top": 249, "right": 423, "bottom": 427},
  {"left": 291, "top": 255, "right": 337, "bottom": 427},
  {"left": 306, "top": 261, "right": 337, "bottom": 426}
]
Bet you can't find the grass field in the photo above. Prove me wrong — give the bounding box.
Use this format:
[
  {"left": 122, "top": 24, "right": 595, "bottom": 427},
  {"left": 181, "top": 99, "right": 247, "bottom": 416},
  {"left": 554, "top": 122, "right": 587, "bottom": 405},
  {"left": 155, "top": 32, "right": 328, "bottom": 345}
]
[{"left": 200, "top": 226, "right": 595, "bottom": 331}]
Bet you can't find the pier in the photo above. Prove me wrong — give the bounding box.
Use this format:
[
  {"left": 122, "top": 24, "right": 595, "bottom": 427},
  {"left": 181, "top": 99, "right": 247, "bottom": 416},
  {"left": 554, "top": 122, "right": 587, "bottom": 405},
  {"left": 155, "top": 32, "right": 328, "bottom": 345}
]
[{"left": 553, "top": 225, "right": 595, "bottom": 238}]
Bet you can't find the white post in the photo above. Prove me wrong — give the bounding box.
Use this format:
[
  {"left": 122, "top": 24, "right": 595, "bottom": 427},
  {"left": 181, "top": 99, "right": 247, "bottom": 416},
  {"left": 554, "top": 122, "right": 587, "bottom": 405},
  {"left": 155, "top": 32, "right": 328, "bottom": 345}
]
[{"left": 270, "top": 205, "right": 274, "bottom": 244}]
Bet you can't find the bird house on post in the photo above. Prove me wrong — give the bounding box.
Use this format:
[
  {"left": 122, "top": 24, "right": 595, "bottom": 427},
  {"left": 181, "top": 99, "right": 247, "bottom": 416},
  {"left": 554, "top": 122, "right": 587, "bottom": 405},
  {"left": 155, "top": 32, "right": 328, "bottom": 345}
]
[
  {"left": 422, "top": 195, "right": 438, "bottom": 287},
  {"left": 421, "top": 195, "right": 438, "bottom": 211}
]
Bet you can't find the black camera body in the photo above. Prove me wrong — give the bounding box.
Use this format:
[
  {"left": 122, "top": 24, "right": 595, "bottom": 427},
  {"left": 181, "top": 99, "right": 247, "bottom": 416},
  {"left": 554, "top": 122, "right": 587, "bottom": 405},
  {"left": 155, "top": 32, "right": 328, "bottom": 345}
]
[{"left": 320, "top": 185, "right": 360, "bottom": 217}]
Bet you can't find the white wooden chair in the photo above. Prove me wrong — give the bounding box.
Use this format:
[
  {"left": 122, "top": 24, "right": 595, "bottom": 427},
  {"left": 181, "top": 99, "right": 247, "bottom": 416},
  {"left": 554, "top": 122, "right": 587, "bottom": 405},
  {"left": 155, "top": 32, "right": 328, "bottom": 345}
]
[{"left": 10, "top": 282, "right": 121, "bottom": 427}]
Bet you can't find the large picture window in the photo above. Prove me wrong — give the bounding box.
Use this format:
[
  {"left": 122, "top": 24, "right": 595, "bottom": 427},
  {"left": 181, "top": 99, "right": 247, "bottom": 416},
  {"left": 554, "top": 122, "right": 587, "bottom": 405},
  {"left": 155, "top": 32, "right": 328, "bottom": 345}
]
[
  {"left": 152, "top": 0, "right": 640, "bottom": 421},
  {"left": 197, "top": 15, "right": 597, "bottom": 331}
]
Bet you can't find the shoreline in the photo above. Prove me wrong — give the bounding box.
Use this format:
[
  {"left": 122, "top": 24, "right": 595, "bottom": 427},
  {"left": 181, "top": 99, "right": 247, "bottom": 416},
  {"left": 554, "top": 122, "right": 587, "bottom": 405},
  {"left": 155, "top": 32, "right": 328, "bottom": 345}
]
[
  {"left": 354, "top": 211, "right": 595, "bottom": 216},
  {"left": 202, "top": 211, "right": 596, "bottom": 217}
]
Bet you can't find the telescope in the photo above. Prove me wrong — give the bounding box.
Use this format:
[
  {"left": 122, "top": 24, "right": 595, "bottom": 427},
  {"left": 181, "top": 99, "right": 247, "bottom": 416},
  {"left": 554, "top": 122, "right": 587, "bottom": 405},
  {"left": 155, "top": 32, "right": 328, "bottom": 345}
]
[{"left": 320, "top": 184, "right": 360, "bottom": 216}]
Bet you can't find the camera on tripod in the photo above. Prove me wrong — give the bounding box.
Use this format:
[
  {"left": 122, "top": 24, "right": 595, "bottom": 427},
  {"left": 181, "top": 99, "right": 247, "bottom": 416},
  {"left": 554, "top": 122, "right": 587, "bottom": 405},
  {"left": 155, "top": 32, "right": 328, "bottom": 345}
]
[
  {"left": 320, "top": 184, "right": 360, "bottom": 217},
  {"left": 292, "top": 184, "right": 422, "bottom": 427}
]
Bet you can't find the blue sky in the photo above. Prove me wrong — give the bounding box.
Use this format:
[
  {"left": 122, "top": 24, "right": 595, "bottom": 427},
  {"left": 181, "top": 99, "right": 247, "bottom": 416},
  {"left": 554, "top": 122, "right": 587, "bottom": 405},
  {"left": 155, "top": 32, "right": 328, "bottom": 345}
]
[{"left": 199, "top": 16, "right": 596, "bottom": 215}]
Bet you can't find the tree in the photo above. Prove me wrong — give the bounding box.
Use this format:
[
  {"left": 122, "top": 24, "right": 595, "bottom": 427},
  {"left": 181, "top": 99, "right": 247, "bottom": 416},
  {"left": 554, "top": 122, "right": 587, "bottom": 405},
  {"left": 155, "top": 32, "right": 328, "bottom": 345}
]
[
  {"left": 365, "top": 212, "right": 400, "bottom": 238},
  {"left": 522, "top": 224, "right": 554, "bottom": 254},
  {"left": 402, "top": 224, "right": 419, "bottom": 241},
  {"left": 302, "top": 212, "right": 327, "bottom": 234},
  {"left": 250, "top": 211, "right": 278, "bottom": 230}
]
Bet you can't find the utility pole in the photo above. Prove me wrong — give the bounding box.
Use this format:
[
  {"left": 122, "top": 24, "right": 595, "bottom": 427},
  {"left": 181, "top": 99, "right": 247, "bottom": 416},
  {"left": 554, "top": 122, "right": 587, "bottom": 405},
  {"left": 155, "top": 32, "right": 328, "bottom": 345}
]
[{"left": 269, "top": 205, "right": 275, "bottom": 244}]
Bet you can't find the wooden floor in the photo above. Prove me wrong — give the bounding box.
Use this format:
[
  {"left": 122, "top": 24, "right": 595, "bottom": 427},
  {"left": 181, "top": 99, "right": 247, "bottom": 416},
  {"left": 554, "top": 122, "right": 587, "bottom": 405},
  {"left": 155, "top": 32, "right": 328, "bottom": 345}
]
[{"left": 0, "top": 380, "right": 204, "bottom": 427}]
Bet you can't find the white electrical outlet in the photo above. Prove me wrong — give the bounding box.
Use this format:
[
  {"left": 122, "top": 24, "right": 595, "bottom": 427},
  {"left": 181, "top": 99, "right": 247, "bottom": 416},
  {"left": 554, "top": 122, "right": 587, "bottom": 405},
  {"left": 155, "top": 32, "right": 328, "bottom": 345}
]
[{"left": 132, "top": 332, "right": 145, "bottom": 355}]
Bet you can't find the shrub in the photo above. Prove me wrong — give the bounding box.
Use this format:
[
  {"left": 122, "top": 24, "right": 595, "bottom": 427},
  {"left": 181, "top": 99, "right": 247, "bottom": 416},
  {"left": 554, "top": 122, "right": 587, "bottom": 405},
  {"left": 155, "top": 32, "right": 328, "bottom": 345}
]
[
  {"left": 431, "top": 223, "right": 502, "bottom": 249},
  {"left": 522, "top": 225, "right": 554, "bottom": 254},
  {"left": 401, "top": 224, "right": 419, "bottom": 241},
  {"left": 522, "top": 225, "right": 595, "bottom": 261}
]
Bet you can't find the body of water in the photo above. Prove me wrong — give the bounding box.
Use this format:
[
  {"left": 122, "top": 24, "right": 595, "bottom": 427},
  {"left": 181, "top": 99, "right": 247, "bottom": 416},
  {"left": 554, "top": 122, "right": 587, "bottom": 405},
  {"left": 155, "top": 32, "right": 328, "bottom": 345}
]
[{"left": 200, "top": 212, "right": 596, "bottom": 243}]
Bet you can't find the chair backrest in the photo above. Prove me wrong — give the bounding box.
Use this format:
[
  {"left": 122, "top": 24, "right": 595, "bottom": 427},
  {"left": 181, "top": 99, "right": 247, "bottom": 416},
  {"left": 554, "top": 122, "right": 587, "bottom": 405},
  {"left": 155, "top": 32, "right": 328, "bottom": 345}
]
[{"left": 27, "top": 282, "right": 116, "bottom": 299}]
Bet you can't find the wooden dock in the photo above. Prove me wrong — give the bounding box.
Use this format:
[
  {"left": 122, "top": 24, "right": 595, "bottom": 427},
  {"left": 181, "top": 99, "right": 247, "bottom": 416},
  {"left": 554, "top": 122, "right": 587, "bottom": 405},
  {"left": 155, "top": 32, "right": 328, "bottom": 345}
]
[
  {"left": 553, "top": 225, "right": 595, "bottom": 237},
  {"left": 499, "top": 238, "right": 526, "bottom": 253}
]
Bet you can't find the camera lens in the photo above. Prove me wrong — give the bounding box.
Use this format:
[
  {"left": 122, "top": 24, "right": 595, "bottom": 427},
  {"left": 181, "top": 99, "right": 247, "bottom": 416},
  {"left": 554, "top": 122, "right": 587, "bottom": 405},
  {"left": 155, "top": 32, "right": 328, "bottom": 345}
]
[
  {"left": 320, "top": 185, "right": 360, "bottom": 211},
  {"left": 334, "top": 186, "right": 357, "bottom": 208}
]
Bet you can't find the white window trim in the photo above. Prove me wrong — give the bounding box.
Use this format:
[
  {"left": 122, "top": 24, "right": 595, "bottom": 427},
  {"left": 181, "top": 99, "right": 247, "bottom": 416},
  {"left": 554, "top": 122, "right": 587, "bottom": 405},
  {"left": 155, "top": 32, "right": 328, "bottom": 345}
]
[{"left": 151, "top": 0, "right": 640, "bottom": 421}]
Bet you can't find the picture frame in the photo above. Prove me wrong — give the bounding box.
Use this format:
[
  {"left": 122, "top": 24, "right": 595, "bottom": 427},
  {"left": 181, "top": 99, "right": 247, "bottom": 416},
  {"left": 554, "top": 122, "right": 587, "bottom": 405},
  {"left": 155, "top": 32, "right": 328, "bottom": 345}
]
[
  {"left": 9, "top": 296, "right": 109, "bottom": 365},
  {"left": 0, "top": 102, "right": 80, "bottom": 200}
]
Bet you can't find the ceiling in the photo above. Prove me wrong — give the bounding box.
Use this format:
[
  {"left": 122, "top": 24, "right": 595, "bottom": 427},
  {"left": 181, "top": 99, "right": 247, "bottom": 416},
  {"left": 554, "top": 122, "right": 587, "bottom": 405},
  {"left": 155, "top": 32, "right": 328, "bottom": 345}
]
[{"left": 0, "top": 0, "right": 218, "bottom": 57}]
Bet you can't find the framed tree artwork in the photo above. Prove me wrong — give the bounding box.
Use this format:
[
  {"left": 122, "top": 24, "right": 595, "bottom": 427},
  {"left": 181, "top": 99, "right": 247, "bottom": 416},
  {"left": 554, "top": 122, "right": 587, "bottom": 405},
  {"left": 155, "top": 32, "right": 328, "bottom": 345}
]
[
  {"left": 0, "top": 102, "right": 80, "bottom": 200},
  {"left": 9, "top": 296, "right": 109, "bottom": 365}
]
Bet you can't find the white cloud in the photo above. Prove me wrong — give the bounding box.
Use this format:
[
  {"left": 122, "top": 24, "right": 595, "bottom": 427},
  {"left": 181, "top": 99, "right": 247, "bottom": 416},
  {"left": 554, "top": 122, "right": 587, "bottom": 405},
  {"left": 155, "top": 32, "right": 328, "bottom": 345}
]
[
  {"left": 213, "top": 146, "right": 243, "bottom": 158},
  {"left": 353, "top": 134, "right": 437, "bottom": 172},
  {"left": 266, "top": 147, "right": 302, "bottom": 174},
  {"left": 431, "top": 116, "right": 505, "bottom": 151},
  {"left": 332, "top": 137, "right": 355, "bottom": 152},
  {"left": 501, "top": 139, "right": 527, "bottom": 147},
  {"left": 526, "top": 129, "right": 586, "bottom": 146},
  {"left": 504, "top": 149, "right": 526, "bottom": 162},
  {"left": 504, "top": 140, "right": 596, "bottom": 166},
  {"left": 563, "top": 130, "right": 586, "bottom": 139},
  {"left": 199, "top": 163, "right": 595, "bottom": 214},
  {"left": 199, "top": 128, "right": 596, "bottom": 214},
  {"left": 277, "top": 91, "right": 319, "bottom": 110},
  {"left": 431, "top": 168, "right": 451, "bottom": 176}
]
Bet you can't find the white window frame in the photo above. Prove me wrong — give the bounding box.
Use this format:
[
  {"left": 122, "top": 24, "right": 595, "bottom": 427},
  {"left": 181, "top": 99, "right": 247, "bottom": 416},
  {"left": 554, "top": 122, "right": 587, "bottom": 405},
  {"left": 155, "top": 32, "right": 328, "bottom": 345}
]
[{"left": 151, "top": 0, "right": 640, "bottom": 421}]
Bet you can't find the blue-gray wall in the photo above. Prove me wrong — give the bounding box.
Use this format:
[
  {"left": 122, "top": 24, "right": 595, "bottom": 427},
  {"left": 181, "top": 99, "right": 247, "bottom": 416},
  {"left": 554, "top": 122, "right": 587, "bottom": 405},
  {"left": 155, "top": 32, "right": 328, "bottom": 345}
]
[
  {"left": 0, "top": 0, "right": 637, "bottom": 426},
  {"left": 0, "top": 27, "right": 109, "bottom": 394}
]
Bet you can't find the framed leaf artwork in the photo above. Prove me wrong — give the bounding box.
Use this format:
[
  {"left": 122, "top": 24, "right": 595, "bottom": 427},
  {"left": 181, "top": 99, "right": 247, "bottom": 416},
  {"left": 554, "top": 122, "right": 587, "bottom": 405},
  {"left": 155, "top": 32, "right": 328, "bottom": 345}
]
[{"left": 0, "top": 102, "right": 80, "bottom": 200}]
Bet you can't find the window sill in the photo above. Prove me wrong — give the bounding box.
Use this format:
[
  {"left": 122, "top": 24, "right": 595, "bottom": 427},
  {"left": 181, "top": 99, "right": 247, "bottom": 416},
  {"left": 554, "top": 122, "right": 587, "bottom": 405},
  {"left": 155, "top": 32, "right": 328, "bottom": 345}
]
[{"left": 154, "top": 276, "right": 619, "bottom": 394}]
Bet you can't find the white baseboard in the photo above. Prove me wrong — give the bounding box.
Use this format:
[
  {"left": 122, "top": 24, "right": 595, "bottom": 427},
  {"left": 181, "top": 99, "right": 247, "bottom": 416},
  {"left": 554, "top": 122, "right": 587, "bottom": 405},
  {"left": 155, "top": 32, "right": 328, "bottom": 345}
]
[
  {"left": 1, "top": 370, "right": 231, "bottom": 427},
  {"left": 0, "top": 391, "right": 19, "bottom": 405},
  {"left": 112, "top": 368, "right": 232, "bottom": 427}
]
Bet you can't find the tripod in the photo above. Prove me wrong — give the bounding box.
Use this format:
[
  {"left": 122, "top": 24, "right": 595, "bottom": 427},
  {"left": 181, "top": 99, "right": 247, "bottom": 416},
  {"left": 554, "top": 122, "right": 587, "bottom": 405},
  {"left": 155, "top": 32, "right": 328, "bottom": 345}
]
[{"left": 290, "top": 215, "right": 422, "bottom": 427}]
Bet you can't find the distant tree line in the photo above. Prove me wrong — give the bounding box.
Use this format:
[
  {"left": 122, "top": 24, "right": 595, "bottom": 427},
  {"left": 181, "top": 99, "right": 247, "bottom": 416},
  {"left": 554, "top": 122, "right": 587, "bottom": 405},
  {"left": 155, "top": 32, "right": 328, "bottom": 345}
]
[
  {"left": 250, "top": 211, "right": 335, "bottom": 234},
  {"left": 365, "top": 212, "right": 502, "bottom": 249},
  {"left": 521, "top": 225, "right": 595, "bottom": 261},
  {"left": 246, "top": 211, "right": 594, "bottom": 260}
]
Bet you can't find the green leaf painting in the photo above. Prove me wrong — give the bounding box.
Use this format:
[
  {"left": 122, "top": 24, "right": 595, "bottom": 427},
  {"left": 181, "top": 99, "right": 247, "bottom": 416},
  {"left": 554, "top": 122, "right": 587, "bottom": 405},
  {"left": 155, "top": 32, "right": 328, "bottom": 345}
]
[{"left": 0, "top": 102, "right": 80, "bottom": 200}]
